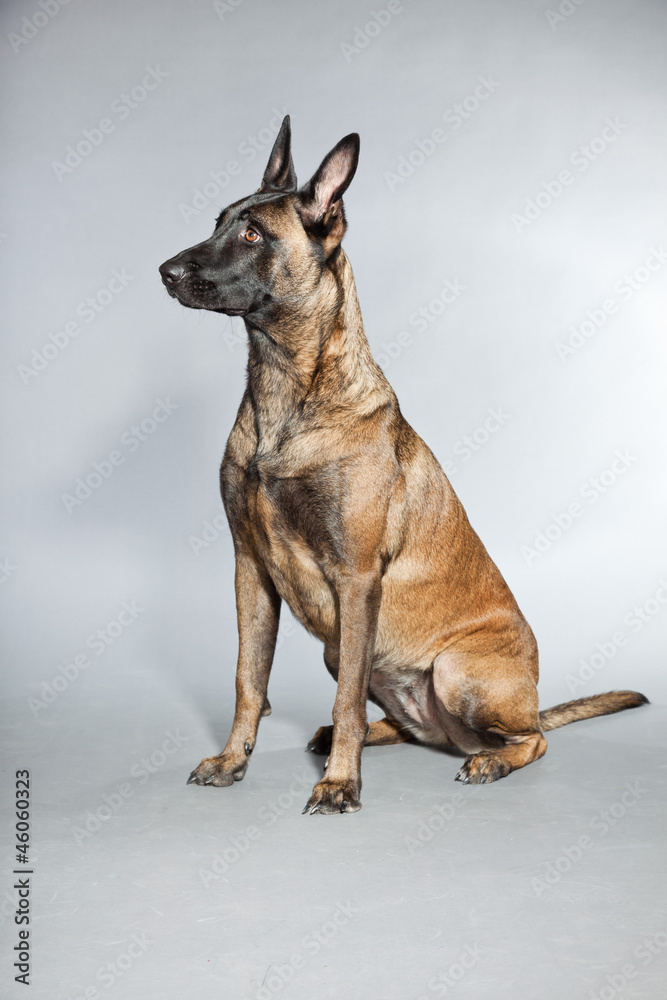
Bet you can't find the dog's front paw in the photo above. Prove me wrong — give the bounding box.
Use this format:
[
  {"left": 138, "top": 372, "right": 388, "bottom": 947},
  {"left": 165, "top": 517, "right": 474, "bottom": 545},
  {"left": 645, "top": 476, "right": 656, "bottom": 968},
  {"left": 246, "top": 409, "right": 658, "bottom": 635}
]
[
  {"left": 455, "top": 751, "right": 511, "bottom": 784},
  {"left": 187, "top": 754, "right": 248, "bottom": 787},
  {"left": 306, "top": 725, "right": 333, "bottom": 755},
  {"left": 302, "top": 778, "right": 361, "bottom": 815}
]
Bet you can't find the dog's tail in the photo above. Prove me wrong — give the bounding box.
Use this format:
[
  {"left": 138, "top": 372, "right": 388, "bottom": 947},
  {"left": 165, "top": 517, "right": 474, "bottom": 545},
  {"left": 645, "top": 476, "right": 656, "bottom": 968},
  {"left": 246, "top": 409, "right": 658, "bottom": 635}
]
[{"left": 539, "top": 690, "right": 649, "bottom": 732}]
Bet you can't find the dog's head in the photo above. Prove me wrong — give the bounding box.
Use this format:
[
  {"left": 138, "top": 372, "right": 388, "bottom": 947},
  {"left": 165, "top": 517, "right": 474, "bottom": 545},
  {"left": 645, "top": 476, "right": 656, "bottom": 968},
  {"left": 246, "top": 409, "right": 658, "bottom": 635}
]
[{"left": 159, "top": 116, "right": 359, "bottom": 320}]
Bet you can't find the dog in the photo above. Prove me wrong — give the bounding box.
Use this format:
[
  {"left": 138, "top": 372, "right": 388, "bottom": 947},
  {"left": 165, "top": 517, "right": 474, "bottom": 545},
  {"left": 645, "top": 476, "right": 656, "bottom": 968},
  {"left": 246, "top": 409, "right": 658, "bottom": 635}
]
[{"left": 159, "top": 116, "right": 647, "bottom": 814}]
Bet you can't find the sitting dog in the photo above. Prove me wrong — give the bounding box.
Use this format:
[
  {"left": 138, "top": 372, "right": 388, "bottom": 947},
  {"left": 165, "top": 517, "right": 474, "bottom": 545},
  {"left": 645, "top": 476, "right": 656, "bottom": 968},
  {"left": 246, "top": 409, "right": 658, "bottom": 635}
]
[{"left": 159, "top": 116, "right": 647, "bottom": 814}]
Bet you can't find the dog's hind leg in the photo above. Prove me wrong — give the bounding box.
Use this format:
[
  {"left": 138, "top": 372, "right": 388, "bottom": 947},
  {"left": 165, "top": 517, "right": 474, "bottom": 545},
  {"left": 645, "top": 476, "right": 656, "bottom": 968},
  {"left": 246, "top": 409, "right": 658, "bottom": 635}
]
[
  {"left": 307, "top": 716, "right": 411, "bottom": 755},
  {"left": 308, "top": 645, "right": 411, "bottom": 754},
  {"left": 432, "top": 643, "right": 547, "bottom": 784},
  {"left": 455, "top": 729, "right": 547, "bottom": 784}
]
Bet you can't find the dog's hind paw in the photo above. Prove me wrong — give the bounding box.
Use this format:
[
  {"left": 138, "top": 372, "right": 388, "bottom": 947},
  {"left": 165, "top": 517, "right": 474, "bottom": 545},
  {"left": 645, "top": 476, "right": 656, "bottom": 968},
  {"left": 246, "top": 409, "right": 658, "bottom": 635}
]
[
  {"left": 455, "top": 751, "right": 512, "bottom": 784},
  {"left": 187, "top": 754, "right": 248, "bottom": 787},
  {"left": 302, "top": 778, "right": 361, "bottom": 815},
  {"left": 306, "top": 725, "right": 333, "bottom": 755}
]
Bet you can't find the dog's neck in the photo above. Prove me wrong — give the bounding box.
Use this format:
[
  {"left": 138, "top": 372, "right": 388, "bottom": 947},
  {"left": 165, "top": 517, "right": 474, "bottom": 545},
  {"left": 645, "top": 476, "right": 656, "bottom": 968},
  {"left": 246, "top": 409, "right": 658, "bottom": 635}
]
[{"left": 243, "top": 249, "right": 391, "bottom": 451}]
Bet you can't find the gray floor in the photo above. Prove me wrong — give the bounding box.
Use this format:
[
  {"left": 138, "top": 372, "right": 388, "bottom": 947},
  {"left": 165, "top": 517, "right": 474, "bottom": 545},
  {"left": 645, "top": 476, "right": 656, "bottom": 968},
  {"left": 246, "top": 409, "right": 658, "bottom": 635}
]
[{"left": 1, "top": 678, "right": 665, "bottom": 999}]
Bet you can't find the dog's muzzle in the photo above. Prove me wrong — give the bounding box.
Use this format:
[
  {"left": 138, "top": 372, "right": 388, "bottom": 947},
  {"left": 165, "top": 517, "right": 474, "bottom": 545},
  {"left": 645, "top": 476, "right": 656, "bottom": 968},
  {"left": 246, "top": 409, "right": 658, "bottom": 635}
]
[
  {"left": 159, "top": 258, "right": 246, "bottom": 316},
  {"left": 159, "top": 258, "right": 188, "bottom": 288}
]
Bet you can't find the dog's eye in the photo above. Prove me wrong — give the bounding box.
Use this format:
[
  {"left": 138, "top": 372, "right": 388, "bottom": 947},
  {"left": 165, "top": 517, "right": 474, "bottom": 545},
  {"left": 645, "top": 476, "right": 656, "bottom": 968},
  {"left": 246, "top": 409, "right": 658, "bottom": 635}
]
[{"left": 243, "top": 227, "right": 260, "bottom": 243}]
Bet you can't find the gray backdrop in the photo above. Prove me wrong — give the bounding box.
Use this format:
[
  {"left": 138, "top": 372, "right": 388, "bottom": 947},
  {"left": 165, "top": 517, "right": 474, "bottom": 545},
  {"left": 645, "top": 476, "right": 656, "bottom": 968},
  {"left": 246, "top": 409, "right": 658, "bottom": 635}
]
[
  {"left": 1, "top": 0, "right": 666, "bottom": 997},
  {"left": 3, "top": 0, "right": 665, "bottom": 720}
]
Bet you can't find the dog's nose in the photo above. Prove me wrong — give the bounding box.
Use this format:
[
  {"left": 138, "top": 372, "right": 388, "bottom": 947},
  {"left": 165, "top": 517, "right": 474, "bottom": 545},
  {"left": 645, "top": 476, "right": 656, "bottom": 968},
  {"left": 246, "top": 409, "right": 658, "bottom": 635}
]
[{"left": 159, "top": 259, "right": 188, "bottom": 285}]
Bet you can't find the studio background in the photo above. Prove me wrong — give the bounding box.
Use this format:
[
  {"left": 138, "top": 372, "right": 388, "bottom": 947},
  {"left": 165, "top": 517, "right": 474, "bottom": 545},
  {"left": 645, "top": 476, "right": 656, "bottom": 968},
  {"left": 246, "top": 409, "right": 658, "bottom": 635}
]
[{"left": 1, "top": 1, "right": 666, "bottom": 999}]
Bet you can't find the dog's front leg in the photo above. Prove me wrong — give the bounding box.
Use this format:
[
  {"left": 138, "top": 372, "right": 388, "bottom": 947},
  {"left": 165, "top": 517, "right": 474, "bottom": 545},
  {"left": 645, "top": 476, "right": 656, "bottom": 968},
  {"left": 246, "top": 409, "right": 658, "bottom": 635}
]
[
  {"left": 304, "top": 570, "right": 382, "bottom": 815},
  {"left": 188, "top": 554, "right": 280, "bottom": 787}
]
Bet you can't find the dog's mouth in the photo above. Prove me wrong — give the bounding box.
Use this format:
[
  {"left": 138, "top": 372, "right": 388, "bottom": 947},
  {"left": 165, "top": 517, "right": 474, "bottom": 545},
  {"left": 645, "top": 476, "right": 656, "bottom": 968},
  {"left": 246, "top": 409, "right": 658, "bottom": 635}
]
[
  {"left": 167, "top": 290, "right": 248, "bottom": 317},
  {"left": 214, "top": 306, "right": 247, "bottom": 316},
  {"left": 159, "top": 262, "right": 248, "bottom": 317}
]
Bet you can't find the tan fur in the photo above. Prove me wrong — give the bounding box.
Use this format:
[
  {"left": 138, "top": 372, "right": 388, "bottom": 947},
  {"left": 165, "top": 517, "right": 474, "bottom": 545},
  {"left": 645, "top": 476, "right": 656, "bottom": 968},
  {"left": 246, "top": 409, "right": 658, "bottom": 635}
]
[{"left": 167, "top": 123, "right": 647, "bottom": 813}]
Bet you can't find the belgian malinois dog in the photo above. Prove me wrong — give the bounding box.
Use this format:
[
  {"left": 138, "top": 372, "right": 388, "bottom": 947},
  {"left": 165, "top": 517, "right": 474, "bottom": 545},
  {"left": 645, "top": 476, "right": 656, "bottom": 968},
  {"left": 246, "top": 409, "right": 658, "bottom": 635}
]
[{"left": 159, "top": 116, "right": 647, "bottom": 814}]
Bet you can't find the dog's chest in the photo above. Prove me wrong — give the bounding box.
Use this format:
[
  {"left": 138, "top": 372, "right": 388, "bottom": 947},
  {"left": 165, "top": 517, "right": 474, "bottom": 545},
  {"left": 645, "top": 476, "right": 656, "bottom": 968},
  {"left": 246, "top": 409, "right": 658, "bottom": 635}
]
[{"left": 243, "top": 461, "right": 341, "bottom": 642}]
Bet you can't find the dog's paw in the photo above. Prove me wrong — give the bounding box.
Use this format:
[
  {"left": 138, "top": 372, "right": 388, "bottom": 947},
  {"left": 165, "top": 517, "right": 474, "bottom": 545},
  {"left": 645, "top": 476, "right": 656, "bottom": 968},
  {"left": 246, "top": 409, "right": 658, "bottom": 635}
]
[
  {"left": 302, "top": 778, "right": 361, "bottom": 815},
  {"left": 187, "top": 755, "right": 248, "bottom": 787},
  {"left": 306, "top": 725, "right": 333, "bottom": 755},
  {"left": 455, "top": 751, "right": 512, "bottom": 784}
]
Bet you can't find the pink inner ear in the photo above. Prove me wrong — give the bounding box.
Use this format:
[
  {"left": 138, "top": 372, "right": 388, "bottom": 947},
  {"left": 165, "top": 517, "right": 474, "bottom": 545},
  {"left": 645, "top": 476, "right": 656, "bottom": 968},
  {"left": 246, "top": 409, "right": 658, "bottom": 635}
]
[{"left": 314, "top": 148, "right": 353, "bottom": 215}]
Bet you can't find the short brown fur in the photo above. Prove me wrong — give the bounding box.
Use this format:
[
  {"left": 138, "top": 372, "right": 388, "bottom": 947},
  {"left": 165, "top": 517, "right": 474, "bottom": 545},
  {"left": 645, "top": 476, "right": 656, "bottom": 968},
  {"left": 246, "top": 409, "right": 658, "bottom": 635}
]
[{"left": 159, "top": 118, "right": 648, "bottom": 814}]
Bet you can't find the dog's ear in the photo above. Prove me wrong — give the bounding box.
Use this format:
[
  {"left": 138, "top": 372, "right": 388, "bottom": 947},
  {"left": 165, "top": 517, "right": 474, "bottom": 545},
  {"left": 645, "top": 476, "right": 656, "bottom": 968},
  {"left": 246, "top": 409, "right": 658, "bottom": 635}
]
[
  {"left": 298, "top": 133, "right": 360, "bottom": 229},
  {"left": 259, "top": 115, "right": 297, "bottom": 192}
]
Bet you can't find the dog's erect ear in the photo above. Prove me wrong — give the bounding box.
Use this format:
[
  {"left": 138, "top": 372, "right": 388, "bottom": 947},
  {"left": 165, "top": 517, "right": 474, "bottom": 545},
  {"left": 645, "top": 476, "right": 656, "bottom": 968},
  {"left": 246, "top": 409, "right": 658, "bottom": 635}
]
[
  {"left": 259, "top": 115, "right": 297, "bottom": 192},
  {"left": 298, "top": 133, "right": 360, "bottom": 227}
]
